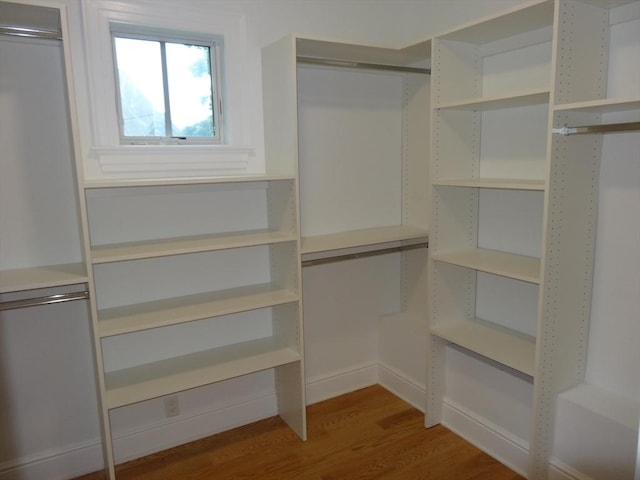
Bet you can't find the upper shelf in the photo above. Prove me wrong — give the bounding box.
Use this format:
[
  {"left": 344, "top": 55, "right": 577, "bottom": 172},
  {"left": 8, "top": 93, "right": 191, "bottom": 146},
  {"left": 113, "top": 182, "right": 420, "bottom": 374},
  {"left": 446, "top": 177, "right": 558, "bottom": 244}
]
[
  {"left": 296, "top": 36, "right": 431, "bottom": 69},
  {"left": 0, "top": 263, "right": 88, "bottom": 293},
  {"left": 91, "top": 230, "right": 296, "bottom": 264},
  {"left": 301, "top": 225, "right": 428, "bottom": 255},
  {"left": 436, "top": 0, "right": 554, "bottom": 45}
]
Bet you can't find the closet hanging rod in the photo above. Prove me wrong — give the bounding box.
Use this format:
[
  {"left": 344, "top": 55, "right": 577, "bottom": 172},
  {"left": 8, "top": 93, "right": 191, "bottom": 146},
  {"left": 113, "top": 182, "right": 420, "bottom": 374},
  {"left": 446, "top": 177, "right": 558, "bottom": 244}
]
[
  {"left": 552, "top": 121, "right": 640, "bottom": 136},
  {"left": 297, "top": 56, "right": 431, "bottom": 75},
  {"left": 302, "top": 242, "right": 428, "bottom": 268},
  {"left": 0, "top": 25, "right": 62, "bottom": 40},
  {"left": 0, "top": 291, "right": 89, "bottom": 311}
]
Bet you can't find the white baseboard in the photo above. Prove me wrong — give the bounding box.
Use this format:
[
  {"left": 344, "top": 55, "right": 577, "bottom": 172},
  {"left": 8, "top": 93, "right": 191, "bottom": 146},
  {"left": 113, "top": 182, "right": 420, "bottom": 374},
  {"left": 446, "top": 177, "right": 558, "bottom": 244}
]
[
  {"left": 305, "top": 363, "right": 378, "bottom": 405},
  {"left": 441, "top": 398, "right": 530, "bottom": 478},
  {"left": 0, "top": 392, "right": 277, "bottom": 480},
  {"left": 548, "top": 458, "right": 592, "bottom": 480},
  {"left": 377, "top": 363, "right": 425, "bottom": 412}
]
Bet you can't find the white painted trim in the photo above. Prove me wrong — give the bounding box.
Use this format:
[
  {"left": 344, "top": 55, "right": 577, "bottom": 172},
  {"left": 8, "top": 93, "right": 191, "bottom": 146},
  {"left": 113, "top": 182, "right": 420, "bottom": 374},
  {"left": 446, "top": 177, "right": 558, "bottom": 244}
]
[
  {"left": 0, "top": 439, "right": 103, "bottom": 480},
  {"left": 91, "top": 145, "right": 255, "bottom": 174},
  {"left": 305, "top": 363, "right": 378, "bottom": 405},
  {"left": 548, "top": 458, "right": 591, "bottom": 480},
  {"left": 0, "top": 392, "right": 276, "bottom": 480},
  {"left": 441, "top": 398, "right": 529, "bottom": 478},
  {"left": 377, "top": 362, "right": 425, "bottom": 413}
]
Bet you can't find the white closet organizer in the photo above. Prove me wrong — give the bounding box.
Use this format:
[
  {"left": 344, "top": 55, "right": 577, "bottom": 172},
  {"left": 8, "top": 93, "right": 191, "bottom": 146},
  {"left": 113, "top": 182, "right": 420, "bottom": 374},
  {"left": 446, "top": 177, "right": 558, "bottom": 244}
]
[
  {"left": 262, "top": 35, "right": 431, "bottom": 406},
  {"left": 427, "top": 0, "right": 639, "bottom": 478},
  {"left": 0, "top": 3, "right": 87, "bottom": 298},
  {"left": 81, "top": 176, "right": 306, "bottom": 478}
]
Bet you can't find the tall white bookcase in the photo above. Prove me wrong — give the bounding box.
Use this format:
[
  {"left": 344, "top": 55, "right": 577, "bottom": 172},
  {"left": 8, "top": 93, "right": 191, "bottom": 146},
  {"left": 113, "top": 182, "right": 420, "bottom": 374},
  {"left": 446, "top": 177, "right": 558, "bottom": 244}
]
[
  {"left": 426, "top": 0, "right": 639, "bottom": 478},
  {"left": 78, "top": 174, "right": 306, "bottom": 478}
]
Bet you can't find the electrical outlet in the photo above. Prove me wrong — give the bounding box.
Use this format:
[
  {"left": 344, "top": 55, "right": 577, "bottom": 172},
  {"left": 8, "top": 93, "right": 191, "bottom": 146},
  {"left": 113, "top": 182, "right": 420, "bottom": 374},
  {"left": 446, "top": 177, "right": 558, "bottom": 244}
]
[{"left": 164, "top": 395, "right": 179, "bottom": 418}]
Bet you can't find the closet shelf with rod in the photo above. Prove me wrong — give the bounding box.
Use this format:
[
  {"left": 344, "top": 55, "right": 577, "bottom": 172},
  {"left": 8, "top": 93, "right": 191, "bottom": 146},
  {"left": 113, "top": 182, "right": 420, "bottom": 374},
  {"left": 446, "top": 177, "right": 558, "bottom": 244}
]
[
  {"left": 0, "top": 290, "right": 89, "bottom": 311},
  {"left": 552, "top": 121, "right": 640, "bottom": 135}
]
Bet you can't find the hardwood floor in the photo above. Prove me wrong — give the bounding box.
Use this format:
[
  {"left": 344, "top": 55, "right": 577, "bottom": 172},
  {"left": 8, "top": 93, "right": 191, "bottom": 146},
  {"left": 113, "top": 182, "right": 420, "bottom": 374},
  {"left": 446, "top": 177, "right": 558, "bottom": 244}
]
[{"left": 74, "top": 385, "right": 524, "bottom": 480}]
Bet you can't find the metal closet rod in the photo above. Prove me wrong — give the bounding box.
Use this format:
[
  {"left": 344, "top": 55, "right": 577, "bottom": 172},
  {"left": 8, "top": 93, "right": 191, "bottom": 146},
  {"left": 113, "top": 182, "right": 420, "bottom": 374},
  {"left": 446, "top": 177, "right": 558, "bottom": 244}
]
[
  {"left": 0, "top": 25, "right": 62, "bottom": 40},
  {"left": 302, "top": 242, "right": 428, "bottom": 268},
  {"left": 553, "top": 121, "right": 640, "bottom": 136},
  {"left": 0, "top": 291, "right": 89, "bottom": 311},
  {"left": 297, "top": 56, "right": 431, "bottom": 75}
]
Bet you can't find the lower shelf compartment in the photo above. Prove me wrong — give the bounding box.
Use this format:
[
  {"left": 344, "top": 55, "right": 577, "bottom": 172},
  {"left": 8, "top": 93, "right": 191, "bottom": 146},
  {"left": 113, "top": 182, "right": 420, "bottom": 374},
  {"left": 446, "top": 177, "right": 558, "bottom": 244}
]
[
  {"left": 0, "top": 263, "right": 87, "bottom": 293},
  {"left": 431, "top": 318, "right": 536, "bottom": 377},
  {"left": 104, "top": 337, "right": 300, "bottom": 409}
]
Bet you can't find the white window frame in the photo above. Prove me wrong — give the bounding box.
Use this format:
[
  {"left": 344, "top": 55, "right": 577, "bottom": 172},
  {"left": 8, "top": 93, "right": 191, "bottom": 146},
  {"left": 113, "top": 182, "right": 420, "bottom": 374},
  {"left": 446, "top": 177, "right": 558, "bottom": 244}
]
[
  {"left": 111, "top": 27, "right": 224, "bottom": 145},
  {"left": 80, "top": 0, "right": 254, "bottom": 177}
]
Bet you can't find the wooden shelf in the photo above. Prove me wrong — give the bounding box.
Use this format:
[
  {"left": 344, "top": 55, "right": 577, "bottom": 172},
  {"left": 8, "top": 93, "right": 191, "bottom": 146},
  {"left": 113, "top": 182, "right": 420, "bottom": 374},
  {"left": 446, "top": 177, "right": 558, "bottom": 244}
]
[
  {"left": 554, "top": 97, "right": 640, "bottom": 114},
  {"left": 432, "top": 248, "right": 541, "bottom": 284},
  {"left": 431, "top": 319, "right": 536, "bottom": 377},
  {"left": 98, "top": 284, "right": 298, "bottom": 337},
  {"left": 83, "top": 174, "right": 296, "bottom": 189},
  {"left": 104, "top": 337, "right": 300, "bottom": 408},
  {"left": 434, "top": 178, "right": 545, "bottom": 190},
  {"left": 0, "top": 263, "right": 88, "bottom": 293},
  {"left": 91, "top": 230, "right": 296, "bottom": 264},
  {"left": 301, "top": 226, "right": 428, "bottom": 254},
  {"left": 435, "top": 89, "right": 550, "bottom": 111},
  {"left": 437, "top": 0, "right": 554, "bottom": 44}
]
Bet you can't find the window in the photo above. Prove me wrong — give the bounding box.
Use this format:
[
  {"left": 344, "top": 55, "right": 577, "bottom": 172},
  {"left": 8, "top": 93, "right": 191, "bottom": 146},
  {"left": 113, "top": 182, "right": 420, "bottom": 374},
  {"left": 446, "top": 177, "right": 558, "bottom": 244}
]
[{"left": 112, "top": 31, "right": 222, "bottom": 144}]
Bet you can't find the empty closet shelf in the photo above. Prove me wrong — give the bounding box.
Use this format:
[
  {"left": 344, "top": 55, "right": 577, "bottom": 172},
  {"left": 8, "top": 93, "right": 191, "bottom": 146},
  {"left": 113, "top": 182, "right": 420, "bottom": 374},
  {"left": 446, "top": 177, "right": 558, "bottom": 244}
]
[
  {"left": 97, "top": 285, "right": 299, "bottom": 337},
  {"left": 301, "top": 225, "right": 428, "bottom": 254},
  {"left": 0, "top": 263, "right": 88, "bottom": 293},
  {"left": 432, "top": 248, "right": 541, "bottom": 284},
  {"left": 431, "top": 319, "right": 536, "bottom": 377},
  {"left": 433, "top": 178, "right": 545, "bottom": 190},
  {"left": 91, "top": 230, "right": 297, "bottom": 264},
  {"left": 104, "top": 337, "right": 300, "bottom": 409},
  {"left": 435, "top": 89, "right": 549, "bottom": 110}
]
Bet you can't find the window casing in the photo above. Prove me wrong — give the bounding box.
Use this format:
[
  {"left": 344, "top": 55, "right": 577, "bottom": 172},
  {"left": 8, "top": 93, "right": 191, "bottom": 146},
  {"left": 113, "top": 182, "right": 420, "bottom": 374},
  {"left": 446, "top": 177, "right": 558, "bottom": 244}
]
[{"left": 111, "top": 29, "right": 223, "bottom": 145}]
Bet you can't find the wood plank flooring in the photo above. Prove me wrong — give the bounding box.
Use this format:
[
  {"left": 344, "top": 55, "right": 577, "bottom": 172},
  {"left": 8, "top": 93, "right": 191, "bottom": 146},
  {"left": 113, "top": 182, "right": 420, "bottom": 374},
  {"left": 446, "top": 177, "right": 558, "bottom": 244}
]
[{"left": 74, "top": 385, "right": 524, "bottom": 480}]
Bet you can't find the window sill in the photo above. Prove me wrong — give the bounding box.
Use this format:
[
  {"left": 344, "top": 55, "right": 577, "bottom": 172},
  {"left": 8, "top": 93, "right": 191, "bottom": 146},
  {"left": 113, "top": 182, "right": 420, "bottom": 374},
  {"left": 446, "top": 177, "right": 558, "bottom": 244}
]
[{"left": 90, "top": 144, "right": 255, "bottom": 174}]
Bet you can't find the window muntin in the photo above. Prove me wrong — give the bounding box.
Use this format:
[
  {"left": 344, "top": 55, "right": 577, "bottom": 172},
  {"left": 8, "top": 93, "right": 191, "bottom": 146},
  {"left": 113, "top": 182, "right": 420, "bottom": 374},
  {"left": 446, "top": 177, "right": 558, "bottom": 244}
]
[{"left": 112, "top": 33, "right": 221, "bottom": 144}]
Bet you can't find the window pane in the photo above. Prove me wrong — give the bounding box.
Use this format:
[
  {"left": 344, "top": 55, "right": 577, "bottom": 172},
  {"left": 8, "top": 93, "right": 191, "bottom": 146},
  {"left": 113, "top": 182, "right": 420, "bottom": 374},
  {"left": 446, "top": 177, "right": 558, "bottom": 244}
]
[
  {"left": 114, "top": 37, "right": 166, "bottom": 137},
  {"left": 165, "top": 42, "right": 215, "bottom": 137}
]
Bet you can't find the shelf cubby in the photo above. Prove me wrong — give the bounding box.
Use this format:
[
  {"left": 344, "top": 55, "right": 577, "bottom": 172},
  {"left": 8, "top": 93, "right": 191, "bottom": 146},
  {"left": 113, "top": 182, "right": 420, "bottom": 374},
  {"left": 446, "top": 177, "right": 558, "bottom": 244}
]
[{"left": 432, "top": 0, "right": 554, "bottom": 104}]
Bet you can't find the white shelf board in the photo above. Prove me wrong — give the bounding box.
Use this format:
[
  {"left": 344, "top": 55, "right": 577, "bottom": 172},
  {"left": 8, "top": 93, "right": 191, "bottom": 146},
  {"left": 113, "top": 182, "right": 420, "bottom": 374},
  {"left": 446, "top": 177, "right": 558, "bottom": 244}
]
[
  {"left": 98, "top": 285, "right": 299, "bottom": 337},
  {"left": 553, "top": 97, "right": 640, "bottom": 114},
  {"left": 83, "top": 174, "right": 296, "bottom": 189},
  {"left": 431, "top": 318, "right": 536, "bottom": 377},
  {"left": 432, "top": 248, "right": 541, "bottom": 284},
  {"left": 301, "top": 225, "right": 429, "bottom": 254},
  {"left": 436, "top": 0, "right": 554, "bottom": 44},
  {"left": 0, "top": 263, "right": 88, "bottom": 293},
  {"left": 435, "top": 89, "right": 550, "bottom": 111},
  {"left": 296, "top": 37, "right": 431, "bottom": 66},
  {"left": 434, "top": 178, "right": 545, "bottom": 191},
  {"left": 91, "top": 230, "right": 296, "bottom": 264},
  {"left": 104, "top": 337, "right": 300, "bottom": 409}
]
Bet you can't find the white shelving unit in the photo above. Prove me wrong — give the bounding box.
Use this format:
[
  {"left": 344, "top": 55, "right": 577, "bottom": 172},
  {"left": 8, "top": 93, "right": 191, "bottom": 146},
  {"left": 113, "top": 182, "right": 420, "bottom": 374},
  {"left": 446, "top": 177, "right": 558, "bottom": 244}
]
[
  {"left": 427, "top": 0, "right": 639, "bottom": 478},
  {"left": 262, "top": 35, "right": 431, "bottom": 409},
  {"left": 0, "top": 4, "right": 86, "bottom": 296},
  {"left": 80, "top": 176, "right": 306, "bottom": 478}
]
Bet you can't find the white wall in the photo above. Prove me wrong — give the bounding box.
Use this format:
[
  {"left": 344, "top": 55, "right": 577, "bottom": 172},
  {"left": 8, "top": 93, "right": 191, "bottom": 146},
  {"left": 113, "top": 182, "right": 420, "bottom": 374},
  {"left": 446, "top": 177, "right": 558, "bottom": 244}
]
[{"left": 2, "top": 0, "right": 638, "bottom": 479}]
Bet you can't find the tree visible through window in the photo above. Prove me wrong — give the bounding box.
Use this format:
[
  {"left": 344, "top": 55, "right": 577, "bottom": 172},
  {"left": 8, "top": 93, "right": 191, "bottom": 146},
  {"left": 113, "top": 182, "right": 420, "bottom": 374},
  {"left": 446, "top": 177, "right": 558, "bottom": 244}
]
[{"left": 113, "top": 34, "right": 221, "bottom": 143}]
